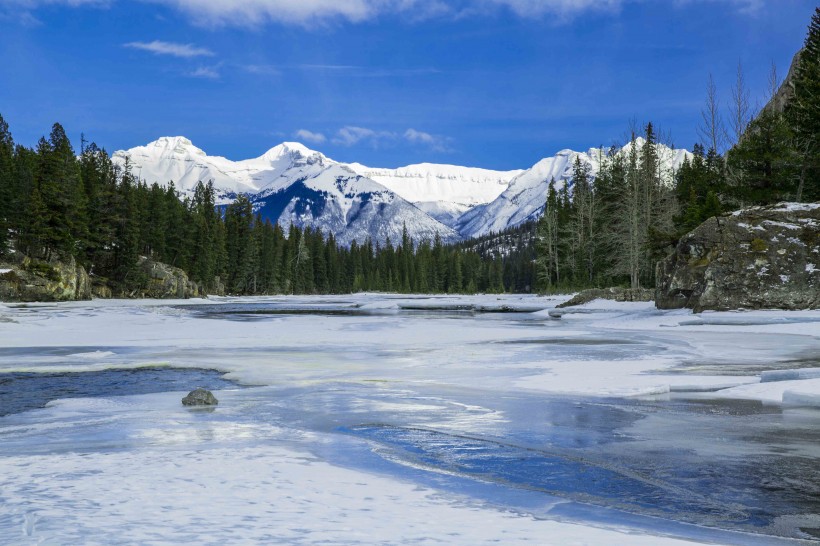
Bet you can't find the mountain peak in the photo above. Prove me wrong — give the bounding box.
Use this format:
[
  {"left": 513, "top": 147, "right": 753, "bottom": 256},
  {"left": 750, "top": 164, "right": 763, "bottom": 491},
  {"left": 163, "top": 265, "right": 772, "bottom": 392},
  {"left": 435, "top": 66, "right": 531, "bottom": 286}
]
[
  {"left": 258, "top": 141, "right": 323, "bottom": 164},
  {"left": 146, "top": 136, "right": 204, "bottom": 156}
]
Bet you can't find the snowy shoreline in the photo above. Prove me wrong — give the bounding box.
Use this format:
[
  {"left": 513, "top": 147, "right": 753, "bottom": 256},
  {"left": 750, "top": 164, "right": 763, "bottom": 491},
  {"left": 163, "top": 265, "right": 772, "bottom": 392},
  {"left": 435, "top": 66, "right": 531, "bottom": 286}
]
[
  {"left": 3, "top": 294, "right": 819, "bottom": 408},
  {"left": 1, "top": 295, "right": 819, "bottom": 544}
]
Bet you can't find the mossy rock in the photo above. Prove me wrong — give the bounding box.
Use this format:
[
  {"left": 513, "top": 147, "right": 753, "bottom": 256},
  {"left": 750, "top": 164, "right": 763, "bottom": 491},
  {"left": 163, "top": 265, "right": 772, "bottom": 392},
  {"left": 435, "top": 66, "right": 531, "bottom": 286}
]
[{"left": 750, "top": 238, "right": 768, "bottom": 252}]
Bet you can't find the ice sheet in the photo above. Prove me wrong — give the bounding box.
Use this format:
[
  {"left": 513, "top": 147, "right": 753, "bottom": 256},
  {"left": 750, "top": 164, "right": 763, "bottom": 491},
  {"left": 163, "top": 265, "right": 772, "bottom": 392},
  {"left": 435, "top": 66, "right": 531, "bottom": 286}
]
[{"left": 1, "top": 294, "right": 820, "bottom": 544}]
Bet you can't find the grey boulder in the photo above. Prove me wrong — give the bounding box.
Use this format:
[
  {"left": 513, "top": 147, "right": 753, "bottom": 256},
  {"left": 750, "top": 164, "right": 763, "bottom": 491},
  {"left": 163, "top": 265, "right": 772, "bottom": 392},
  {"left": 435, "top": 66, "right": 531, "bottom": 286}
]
[{"left": 182, "top": 388, "right": 219, "bottom": 406}]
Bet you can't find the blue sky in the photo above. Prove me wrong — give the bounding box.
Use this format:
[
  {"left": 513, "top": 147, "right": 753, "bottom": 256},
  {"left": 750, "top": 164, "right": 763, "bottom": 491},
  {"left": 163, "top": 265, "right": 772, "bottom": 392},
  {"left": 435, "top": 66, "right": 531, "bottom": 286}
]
[{"left": 0, "top": 0, "right": 815, "bottom": 169}]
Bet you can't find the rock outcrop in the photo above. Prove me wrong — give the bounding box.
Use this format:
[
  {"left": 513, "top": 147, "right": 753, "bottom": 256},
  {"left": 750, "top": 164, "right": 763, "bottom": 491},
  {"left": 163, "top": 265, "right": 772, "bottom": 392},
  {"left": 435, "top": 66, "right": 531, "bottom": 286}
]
[
  {"left": 556, "top": 287, "right": 655, "bottom": 308},
  {"left": 761, "top": 50, "right": 801, "bottom": 116},
  {"left": 656, "top": 203, "right": 820, "bottom": 312},
  {"left": 138, "top": 257, "right": 202, "bottom": 299},
  {"left": 182, "top": 388, "right": 219, "bottom": 406},
  {"left": 0, "top": 253, "right": 91, "bottom": 302}
]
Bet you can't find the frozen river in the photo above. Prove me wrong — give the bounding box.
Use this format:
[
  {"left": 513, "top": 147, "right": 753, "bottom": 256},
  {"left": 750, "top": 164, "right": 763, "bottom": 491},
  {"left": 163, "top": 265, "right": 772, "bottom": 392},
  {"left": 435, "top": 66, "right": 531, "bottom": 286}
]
[{"left": 1, "top": 294, "right": 819, "bottom": 544}]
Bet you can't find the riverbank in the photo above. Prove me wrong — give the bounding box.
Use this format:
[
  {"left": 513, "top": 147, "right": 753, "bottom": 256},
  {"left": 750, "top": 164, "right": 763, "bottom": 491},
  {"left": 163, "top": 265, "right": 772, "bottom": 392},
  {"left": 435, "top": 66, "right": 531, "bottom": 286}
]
[{"left": 1, "top": 295, "right": 819, "bottom": 543}]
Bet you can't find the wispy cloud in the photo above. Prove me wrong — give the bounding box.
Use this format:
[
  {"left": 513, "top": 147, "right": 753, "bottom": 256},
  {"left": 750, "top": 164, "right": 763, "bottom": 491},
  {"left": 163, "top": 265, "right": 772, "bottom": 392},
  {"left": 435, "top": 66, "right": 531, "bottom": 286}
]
[
  {"left": 1, "top": 0, "right": 108, "bottom": 23},
  {"left": 148, "top": 0, "right": 768, "bottom": 26},
  {"left": 9, "top": 0, "right": 109, "bottom": 6},
  {"left": 188, "top": 65, "right": 220, "bottom": 79},
  {"left": 484, "top": 0, "right": 622, "bottom": 18},
  {"left": 124, "top": 40, "right": 214, "bottom": 58},
  {"left": 294, "top": 129, "right": 327, "bottom": 144},
  {"left": 242, "top": 64, "right": 281, "bottom": 76},
  {"left": 404, "top": 128, "right": 452, "bottom": 152},
  {"left": 326, "top": 126, "right": 453, "bottom": 152},
  {"left": 297, "top": 64, "right": 441, "bottom": 77},
  {"left": 148, "top": 0, "right": 381, "bottom": 26},
  {"left": 11, "top": 0, "right": 768, "bottom": 27},
  {"left": 299, "top": 64, "right": 361, "bottom": 71},
  {"left": 332, "top": 126, "right": 397, "bottom": 148}
]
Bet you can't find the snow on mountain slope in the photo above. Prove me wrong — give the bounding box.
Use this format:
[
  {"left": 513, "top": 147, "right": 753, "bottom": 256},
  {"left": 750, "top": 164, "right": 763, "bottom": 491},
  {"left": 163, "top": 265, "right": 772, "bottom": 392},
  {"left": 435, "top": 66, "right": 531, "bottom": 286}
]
[
  {"left": 251, "top": 158, "right": 460, "bottom": 246},
  {"left": 113, "top": 136, "right": 691, "bottom": 244},
  {"left": 112, "top": 137, "right": 258, "bottom": 200},
  {"left": 112, "top": 139, "right": 324, "bottom": 204},
  {"left": 346, "top": 163, "right": 522, "bottom": 227},
  {"left": 457, "top": 139, "right": 691, "bottom": 238},
  {"left": 112, "top": 138, "right": 458, "bottom": 246}
]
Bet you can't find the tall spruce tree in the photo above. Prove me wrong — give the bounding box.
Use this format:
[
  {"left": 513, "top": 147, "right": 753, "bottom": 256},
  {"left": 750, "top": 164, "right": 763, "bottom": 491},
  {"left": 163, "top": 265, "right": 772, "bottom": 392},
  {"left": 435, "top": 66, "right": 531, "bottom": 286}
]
[
  {"left": 0, "top": 115, "right": 13, "bottom": 255},
  {"left": 786, "top": 7, "right": 820, "bottom": 202}
]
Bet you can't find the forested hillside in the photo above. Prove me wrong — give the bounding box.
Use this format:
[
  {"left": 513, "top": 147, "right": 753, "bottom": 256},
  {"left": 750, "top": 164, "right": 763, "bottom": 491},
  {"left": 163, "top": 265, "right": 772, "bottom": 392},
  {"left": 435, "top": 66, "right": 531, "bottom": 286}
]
[
  {"left": 534, "top": 7, "right": 819, "bottom": 293},
  {"left": 0, "top": 121, "right": 511, "bottom": 295},
  {"left": 0, "top": 9, "right": 816, "bottom": 299}
]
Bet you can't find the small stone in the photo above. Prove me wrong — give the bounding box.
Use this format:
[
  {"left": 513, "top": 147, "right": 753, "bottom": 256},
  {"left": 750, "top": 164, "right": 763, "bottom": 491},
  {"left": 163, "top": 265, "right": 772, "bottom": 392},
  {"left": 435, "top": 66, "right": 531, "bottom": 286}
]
[{"left": 182, "top": 388, "right": 218, "bottom": 406}]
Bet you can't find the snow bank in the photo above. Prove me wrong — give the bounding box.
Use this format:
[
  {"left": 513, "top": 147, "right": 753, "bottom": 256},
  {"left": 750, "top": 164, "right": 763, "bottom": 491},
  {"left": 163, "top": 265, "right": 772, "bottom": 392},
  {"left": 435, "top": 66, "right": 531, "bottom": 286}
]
[
  {"left": 515, "top": 358, "right": 758, "bottom": 398},
  {"left": 783, "top": 384, "right": 820, "bottom": 408},
  {"left": 761, "top": 368, "right": 820, "bottom": 382}
]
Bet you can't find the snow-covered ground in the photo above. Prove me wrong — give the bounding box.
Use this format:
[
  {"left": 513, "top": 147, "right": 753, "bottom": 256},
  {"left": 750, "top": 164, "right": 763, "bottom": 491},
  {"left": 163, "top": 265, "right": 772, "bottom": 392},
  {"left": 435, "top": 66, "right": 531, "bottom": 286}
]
[{"left": 0, "top": 295, "right": 818, "bottom": 544}]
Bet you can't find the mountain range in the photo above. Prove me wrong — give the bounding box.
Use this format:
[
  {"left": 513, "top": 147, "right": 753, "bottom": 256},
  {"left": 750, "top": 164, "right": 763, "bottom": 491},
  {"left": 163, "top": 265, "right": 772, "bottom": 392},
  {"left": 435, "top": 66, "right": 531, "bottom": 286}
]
[{"left": 112, "top": 137, "right": 691, "bottom": 245}]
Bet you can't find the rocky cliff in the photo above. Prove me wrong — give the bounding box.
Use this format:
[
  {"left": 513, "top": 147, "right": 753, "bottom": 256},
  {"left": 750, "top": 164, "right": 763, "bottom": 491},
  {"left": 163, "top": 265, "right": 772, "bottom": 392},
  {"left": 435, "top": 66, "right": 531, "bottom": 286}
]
[
  {"left": 137, "top": 257, "right": 203, "bottom": 299},
  {"left": 761, "top": 50, "right": 802, "bottom": 116},
  {"left": 656, "top": 203, "right": 820, "bottom": 312},
  {"left": 0, "top": 253, "right": 208, "bottom": 302},
  {"left": 0, "top": 254, "right": 91, "bottom": 302}
]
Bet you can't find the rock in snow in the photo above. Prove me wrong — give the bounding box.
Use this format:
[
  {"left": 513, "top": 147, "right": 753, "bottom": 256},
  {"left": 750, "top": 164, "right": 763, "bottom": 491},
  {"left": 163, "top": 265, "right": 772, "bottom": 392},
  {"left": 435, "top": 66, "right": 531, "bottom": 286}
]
[
  {"left": 182, "top": 388, "right": 219, "bottom": 406},
  {"left": 556, "top": 287, "right": 655, "bottom": 308},
  {"left": 0, "top": 253, "right": 91, "bottom": 302},
  {"left": 655, "top": 203, "right": 820, "bottom": 312}
]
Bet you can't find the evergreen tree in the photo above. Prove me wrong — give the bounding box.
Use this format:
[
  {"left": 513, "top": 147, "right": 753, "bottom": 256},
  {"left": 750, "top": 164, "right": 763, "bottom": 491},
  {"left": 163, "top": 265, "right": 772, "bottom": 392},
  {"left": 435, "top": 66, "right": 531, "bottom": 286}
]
[
  {"left": 535, "top": 180, "right": 560, "bottom": 291},
  {"left": 224, "top": 194, "right": 257, "bottom": 293},
  {"left": 726, "top": 108, "right": 797, "bottom": 205},
  {"left": 786, "top": 7, "right": 820, "bottom": 202},
  {"left": 0, "top": 115, "right": 13, "bottom": 255}
]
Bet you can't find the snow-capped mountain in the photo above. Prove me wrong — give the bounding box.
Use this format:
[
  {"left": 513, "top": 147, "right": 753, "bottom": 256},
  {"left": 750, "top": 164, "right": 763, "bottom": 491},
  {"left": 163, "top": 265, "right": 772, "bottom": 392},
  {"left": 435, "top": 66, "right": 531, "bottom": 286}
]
[
  {"left": 346, "top": 163, "right": 522, "bottom": 227},
  {"left": 113, "top": 138, "right": 459, "bottom": 246},
  {"left": 248, "top": 154, "right": 461, "bottom": 246},
  {"left": 457, "top": 139, "right": 692, "bottom": 238},
  {"left": 113, "top": 137, "right": 691, "bottom": 245}
]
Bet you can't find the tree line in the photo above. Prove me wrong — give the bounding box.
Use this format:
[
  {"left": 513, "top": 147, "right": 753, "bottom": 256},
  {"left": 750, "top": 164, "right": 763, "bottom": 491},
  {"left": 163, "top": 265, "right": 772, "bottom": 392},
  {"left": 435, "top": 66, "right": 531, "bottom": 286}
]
[
  {"left": 1, "top": 9, "right": 815, "bottom": 297},
  {"left": 0, "top": 119, "right": 514, "bottom": 295},
  {"left": 534, "top": 8, "right": 819, "bottom": 293}
]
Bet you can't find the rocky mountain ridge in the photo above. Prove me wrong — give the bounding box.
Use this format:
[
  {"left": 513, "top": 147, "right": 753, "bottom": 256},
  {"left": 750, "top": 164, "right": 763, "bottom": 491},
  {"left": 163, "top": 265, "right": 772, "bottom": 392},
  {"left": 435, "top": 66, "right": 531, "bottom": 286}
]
[{"left": 113, "top": 137, "right": 692, "bottom": 244}]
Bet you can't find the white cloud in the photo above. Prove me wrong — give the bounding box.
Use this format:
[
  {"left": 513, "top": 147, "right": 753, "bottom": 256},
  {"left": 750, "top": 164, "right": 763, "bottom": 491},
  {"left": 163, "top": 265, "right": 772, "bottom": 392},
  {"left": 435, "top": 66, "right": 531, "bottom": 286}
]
[
  {"left": 188, "top": 66, "right": 220, "bottom": 79},
  {"left": 487, "top": 0, "right": 765, "bottom": 18},
  {"left": 0, "top": 0, "right": 107, "bottom": 22},
  {"left": 242, "top": 64, "right": 281, "bottom": 75},
  {"left": 674, "top": 0, "right": 764, "bottom": 14},
  {"left": 484, "top": 0, "right": 622, "bottom": 18},
  {"left": 294, "top": 129, "right": 327, "bottom": 144},
  {"left": 327, "top": 126, "right": 452, "bottom": 151},
  {"left": 9, "top": 0, "right": 109, "bottom": 6},
  {"left": 332, "top": 126, "right": 397, "bottom": 147},
  {"left": 147, "top": 0, "right": 386, "bottom": 26},
  {"left": 9, "top": 0, "right": 769, "bottom": 26},
  {"left": 404, "top": 128, "right": 452, "bottom": 152},
  {"left": 125, "top": 40, "right": 214, "bottom": 58}
]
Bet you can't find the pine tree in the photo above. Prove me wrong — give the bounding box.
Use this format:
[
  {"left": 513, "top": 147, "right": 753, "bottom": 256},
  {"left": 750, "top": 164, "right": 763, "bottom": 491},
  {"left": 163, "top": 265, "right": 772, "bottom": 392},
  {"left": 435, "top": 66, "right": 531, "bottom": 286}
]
[
  {"left": 726, "top": 108, "right": 797, "bottom": 205},
  {"left": 535, "top": 179, "right": 560, "bottom": 291},
  {"left": 224, "top": 194, "right": 257, "bottom": 293},
  {"left": 0, "top": 115, "right": 13, "bottom": 255},
  {"left": 786, "top": 7, "right": 820, "bottom": 202},
  {"left": 33, "top": 126, "right": 87, "bottom": 259},
  {"left": 79, "top": 142, "right": 117, "bottom": 272},
  {"left": 112, "top": 163, "right": 142, "bottom": 287}
]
